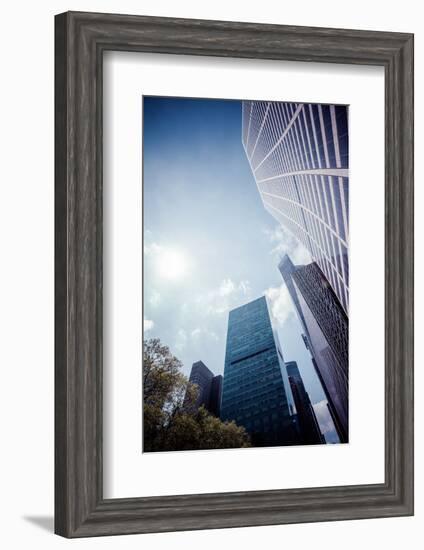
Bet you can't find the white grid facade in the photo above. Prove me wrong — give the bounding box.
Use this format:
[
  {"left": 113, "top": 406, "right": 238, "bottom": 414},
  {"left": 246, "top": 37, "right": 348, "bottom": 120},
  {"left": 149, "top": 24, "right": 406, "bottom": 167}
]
[{"left": 242, "top": 101, "right": 349, "bottom": 313}]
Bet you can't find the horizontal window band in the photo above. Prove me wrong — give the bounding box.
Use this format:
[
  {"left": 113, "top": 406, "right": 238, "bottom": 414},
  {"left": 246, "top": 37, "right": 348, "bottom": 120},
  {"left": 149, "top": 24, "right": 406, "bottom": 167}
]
[
  {"left": 229, "top": 346, "right": 274, "bottom": 366},
  {"left": 257, "top": 168, "right": 349, "bottom": 183}
]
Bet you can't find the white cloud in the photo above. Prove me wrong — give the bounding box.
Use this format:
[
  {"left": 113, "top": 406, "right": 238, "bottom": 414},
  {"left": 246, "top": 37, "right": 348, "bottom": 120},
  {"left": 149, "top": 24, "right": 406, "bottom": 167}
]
[
  {"left": 175, "top": 328, "right": 188, "bottom": 351},
  {"left": 144, "top": 319, "right": 154, "bottom": 332},
  {"left": 144, "top": 241, "right": 162, "bottom": 256},
  {"left": 199, "top": 278, "right": 252, "bottom": 315},
  {"left": 264, "top": 284, "right": 294, "bottom": 326},
  {"left": 238, "top": 280, "right": 251, "bottom": 295},
  {"left": 264, "top": 225, "right": 311, "bottom": 265},
  {"left": 218, "top": 278, "right": 235, "bottom": 297},
  {"left": 149, "top": 289, "right": 161, "bottom": 307},
  {"left": 191, "top": 327, "right": 219, "bottom": 341}
]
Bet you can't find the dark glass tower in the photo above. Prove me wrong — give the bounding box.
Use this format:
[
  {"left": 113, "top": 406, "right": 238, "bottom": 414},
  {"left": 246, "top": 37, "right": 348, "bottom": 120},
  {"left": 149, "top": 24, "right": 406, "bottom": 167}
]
[
  {"left": 188, "top": 361, "right": 214, "bottom": 410},
  {"left": 187, "top": 361, "right": 223, "bottom": 417},
  {"left": 209, "top": 374, "right": 223, "bottom": 417},
  {"left": 286, "top": 361, "right": 325, "bottom": 445},
  {"left": 279, "top": 254, "right": 349, "bottom": 442},
  {"left": 220, "top": 296, "right": 299, "bottom": 447}
]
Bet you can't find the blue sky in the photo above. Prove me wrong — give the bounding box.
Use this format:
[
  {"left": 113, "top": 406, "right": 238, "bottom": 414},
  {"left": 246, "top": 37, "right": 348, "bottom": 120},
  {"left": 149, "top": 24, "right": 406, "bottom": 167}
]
[{"left": 143, "top": 96, "right": 338, "bottom": 443}]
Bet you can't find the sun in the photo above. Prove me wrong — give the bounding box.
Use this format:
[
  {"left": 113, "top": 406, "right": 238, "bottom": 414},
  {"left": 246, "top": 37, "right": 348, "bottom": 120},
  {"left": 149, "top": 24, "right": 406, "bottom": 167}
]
[{"left": 156, "top": 247, "right": 189, "bottom": 281}]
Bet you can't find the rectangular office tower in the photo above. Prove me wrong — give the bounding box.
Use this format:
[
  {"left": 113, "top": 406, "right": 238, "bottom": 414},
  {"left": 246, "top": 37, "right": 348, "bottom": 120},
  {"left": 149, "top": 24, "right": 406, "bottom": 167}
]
[
  {"left": 286, "top": 361, "right": 325, "bottom": 445},
  {"left": 220, "top": 296, "right": 299, "bottom": 447},
  {"left": 279, "top": 254, "right": 349, "bottom": 442},
  {"left": 187, "top": 361, "right": 223, "bottom": 417},
  {"left": 242, "top": 101, "right": 349, "bottom": 314}
]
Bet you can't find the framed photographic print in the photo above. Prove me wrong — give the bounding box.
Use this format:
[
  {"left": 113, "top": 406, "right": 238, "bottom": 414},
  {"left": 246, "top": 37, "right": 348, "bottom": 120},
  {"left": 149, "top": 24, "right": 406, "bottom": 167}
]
[{"left": 55, "top": 11, "right": 414, "bottom": 537}]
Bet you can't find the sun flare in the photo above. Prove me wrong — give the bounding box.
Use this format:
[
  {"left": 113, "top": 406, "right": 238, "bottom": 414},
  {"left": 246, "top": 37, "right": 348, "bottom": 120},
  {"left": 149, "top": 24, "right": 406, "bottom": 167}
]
[{"left": 156, "top": 247, "right": 189, "bottom": 281}]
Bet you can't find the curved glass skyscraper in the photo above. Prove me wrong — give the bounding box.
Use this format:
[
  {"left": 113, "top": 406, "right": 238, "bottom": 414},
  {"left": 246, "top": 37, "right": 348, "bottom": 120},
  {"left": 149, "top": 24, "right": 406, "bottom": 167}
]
[{"left": 242, "top": 101, "right": 349, "bottom": 313}]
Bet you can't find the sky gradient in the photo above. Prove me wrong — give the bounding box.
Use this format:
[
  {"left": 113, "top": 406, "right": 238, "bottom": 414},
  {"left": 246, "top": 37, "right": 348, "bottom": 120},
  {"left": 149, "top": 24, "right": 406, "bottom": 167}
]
[{"left": 143, "top": 96, "right": 338, "bottom": 443}]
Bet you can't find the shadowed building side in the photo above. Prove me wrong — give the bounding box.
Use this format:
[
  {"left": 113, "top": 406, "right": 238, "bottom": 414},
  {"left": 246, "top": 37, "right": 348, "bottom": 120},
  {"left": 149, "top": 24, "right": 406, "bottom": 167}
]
[
  {"left": 279, "top": 254, "right": 349, "bottom": 443},
  {"left": 209, "top": 374, "right": 223, "bottom": 418},
  {"left": 285, "top": 360, "right": 325, "bottom": 445}
]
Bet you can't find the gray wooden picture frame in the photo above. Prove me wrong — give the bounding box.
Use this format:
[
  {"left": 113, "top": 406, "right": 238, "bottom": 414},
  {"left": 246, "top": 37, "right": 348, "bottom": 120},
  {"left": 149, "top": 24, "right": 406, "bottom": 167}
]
[{"left": 55, "top": 11, "right": 414, "bottom": 538}]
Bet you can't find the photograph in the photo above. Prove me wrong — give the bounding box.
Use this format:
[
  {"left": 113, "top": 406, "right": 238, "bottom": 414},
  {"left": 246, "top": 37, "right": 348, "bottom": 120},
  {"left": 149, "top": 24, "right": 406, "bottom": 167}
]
[{"left": 142, "top": 95, "right": 349, "bottom": 453}]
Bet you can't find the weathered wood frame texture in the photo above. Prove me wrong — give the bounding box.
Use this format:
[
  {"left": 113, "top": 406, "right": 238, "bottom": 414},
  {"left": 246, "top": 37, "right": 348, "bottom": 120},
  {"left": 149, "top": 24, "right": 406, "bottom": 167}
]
[{"left": 55, "top": 11, "right": 414, "bottom": 538}]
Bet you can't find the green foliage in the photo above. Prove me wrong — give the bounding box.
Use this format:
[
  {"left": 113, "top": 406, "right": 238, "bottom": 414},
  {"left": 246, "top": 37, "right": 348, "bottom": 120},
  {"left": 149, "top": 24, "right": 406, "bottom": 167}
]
[{"left": 143, "top": 338, "right": 251, "bottom": 452}]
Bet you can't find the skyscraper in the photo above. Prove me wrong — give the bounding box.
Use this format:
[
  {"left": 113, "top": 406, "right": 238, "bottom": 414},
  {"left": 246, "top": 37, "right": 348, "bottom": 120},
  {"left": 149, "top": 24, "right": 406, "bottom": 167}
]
[
  {"left": 279, "top": 254, "right": 349, "bottom": 442},
  {"left": 242, "top": 100, "right": 349, "bottom": 314},
  {"left": 221, "top": 296, "right": 299, "bottom": 447},
  {"left": 188, "top": 360, "right": 214, "bottom": 410},
  {"left": 209, "top": 374, "right": 223, "bottom": 418},
  {"left": 286, "top": 361, "right": 325, "bottom": 445},
  {"left": 187, "top": 361, "right": 223, "bottom": 417}
]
